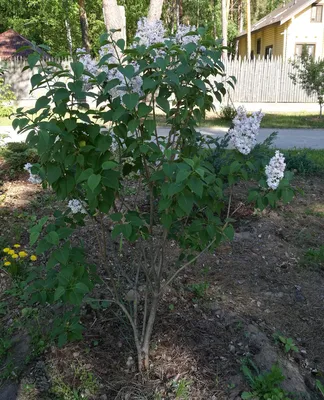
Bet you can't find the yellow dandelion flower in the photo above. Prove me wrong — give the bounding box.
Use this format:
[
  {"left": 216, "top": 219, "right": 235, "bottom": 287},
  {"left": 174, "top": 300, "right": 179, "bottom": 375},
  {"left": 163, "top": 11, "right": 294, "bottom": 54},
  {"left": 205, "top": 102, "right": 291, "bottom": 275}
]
[
  {"left": 12, "top": 254, "right": 18, "bottom": 259},
  {"left": 3, "top": 248, "right": 10, "bottom": 253},
  {"left": 30, "top": 255, "right": 37, "bottom": 261},
  {"left": 4, "top": 261, "right": 11, "bottom": 266},
  {"left": 8, "top": 250, "right": 15, "bottom": 255},
  {"left": 19, "top": 251, "right": 28, "bottom": 258},
  {"left": 13, "top": 244, "right": 21, "bottom": 248}
]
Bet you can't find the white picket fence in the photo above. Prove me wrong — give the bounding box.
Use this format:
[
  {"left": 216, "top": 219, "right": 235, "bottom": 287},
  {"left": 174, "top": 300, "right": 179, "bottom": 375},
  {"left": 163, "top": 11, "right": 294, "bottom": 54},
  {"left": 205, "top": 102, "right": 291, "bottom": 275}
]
[
  {"left": 223, "top": 57, "right": 317, "bottom": 103},
  {"left": 0, "top": 56, "right": 317, "bottom": 104}
]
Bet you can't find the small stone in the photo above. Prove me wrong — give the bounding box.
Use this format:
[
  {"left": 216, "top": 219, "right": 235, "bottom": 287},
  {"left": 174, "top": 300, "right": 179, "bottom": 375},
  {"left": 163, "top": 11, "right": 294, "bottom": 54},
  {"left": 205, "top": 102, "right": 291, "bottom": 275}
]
[
  {"left": 229, "top": 344, "right": 236, "bottom": 353},
  {"left": 100, "top": 395, "right": 108, "bottom": 400}
]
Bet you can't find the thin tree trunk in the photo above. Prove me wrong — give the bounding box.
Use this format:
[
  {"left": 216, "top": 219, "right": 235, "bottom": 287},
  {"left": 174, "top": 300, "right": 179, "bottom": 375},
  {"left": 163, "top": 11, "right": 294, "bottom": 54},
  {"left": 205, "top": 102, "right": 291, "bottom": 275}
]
[
  {"left": 247, "top": 0, "right": 251, "bottom": 59},
  {"left": 102, "top": 0, "right": 125, "bottom": 41},
  {"left": 78, "top": 0, "right": 90, "bottom": 52},
  {"left": 63, "top": 0, "right": 73, "bottom": 56},
  {"left": 176, "top": 0, "right": 180, "bottom": 28},
  {"left": 222, "top": 0, "right": 228, "bottom": 55},
  {"left": 65, "top": 19, "right": 73, "bottom": 56},
  {"left": 148, "top": 0, "right": 164, "bottom": 21},
  {"left": 213, "top": 0, "right": 217, "bottom": 39}
]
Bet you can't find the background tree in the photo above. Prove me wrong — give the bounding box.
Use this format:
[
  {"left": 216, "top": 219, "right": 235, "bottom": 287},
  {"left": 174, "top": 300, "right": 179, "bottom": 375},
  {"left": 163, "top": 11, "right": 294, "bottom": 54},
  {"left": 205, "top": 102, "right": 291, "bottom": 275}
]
[
  {"left": 148, "top": 0, "right": 164, "bottom": 21},
  {"left": 78, "top": 0, "right": 90, "bottom": 51},
  {"left": 290, "top": 53, "right": 324, "bottom": 117}
]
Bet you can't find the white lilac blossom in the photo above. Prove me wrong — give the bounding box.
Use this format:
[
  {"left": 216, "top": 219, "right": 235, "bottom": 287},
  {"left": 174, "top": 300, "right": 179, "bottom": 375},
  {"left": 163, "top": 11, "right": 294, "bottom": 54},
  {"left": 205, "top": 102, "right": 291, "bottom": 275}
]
[
  {"left": 76, "top": 48, "right": 98, "bottom": 82},
  {"left": 175, "top": 24, "right": 200, "bottom": 46},
  {"left": 68, "top": 199, "right": 87, "bottom": 214},
  {"left": 228, "top": 106, "right": 264, "bottom": 155},
  {"left": 107, "top": 62, "right": 144, "bottom": 101},
  {"left": 135, "top": 17, "right": 165, "bottom": 47},
  {"left": 24, "top": 163, "right": 42, "bottom": 184},
  {"left": 265, "top": 151, "right": 286, "bottom": 190}
]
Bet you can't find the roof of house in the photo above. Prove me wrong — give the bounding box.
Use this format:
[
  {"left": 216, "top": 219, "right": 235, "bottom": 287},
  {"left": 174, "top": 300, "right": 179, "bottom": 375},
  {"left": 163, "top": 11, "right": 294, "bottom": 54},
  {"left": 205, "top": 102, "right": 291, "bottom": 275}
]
[
  {"left": 0, "top": 29, "right": 47, "bottom": 59},
  {"left": 237, "top": 0, "right": 318, "bottom": 37}
]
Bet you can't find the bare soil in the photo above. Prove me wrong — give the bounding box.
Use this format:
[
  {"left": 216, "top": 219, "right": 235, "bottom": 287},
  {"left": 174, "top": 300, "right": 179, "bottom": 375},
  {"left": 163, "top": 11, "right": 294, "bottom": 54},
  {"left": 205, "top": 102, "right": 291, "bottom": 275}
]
[{"left": 0, "top": 171, "right": 324, "bottom": 399}]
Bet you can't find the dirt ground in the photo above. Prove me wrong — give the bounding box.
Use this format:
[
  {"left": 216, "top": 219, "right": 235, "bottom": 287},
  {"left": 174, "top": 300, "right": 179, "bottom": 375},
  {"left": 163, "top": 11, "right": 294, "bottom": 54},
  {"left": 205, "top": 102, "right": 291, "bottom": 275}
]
[{"left": 0, "top": 169, "right": 324, "bottom": 399}]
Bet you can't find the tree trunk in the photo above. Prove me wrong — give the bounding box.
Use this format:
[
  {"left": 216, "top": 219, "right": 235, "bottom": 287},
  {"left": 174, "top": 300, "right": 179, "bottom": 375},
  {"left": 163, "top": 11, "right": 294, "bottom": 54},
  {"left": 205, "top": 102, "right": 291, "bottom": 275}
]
[
  {"left": 213, "top": 0, "right": 217, "bottom": 39},
  {"left": 148, "top": 0, "right": 164, "bottom": 22},
  {"left": 102, "top": 0, "right": 125, "bottom": 42},
  {"left": 63, "top": 0, "right": 73, "bottom": 56},
  {"left": 176, "top": 0, "right": 180, "bottom": 28},
  {"left": 78, "top": 0, "right": 90, "bottom": 52},
  {"left": 222, "top": 0, "right": 228, "bottom": 55},
  {"left": 65, "top": 19, "right": 73, "bottom": 56},
  {"left": 246, "top": 0, "right": 251, "bottom": 59}
]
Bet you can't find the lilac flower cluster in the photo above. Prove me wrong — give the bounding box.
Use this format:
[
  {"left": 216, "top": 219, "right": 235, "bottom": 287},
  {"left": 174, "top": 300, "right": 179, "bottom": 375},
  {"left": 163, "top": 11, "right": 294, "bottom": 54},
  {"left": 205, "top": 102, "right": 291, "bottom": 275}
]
[
  {"left": 228, "top": 106, "right": 264, "bottom": 155},
  {"left": 24, "top": 163, "right": 42, "bottom": 184},
  {"left": 265, "top": 151, "right": 286, "bottom": 189},
  {"left": 68, "top": 199, "right": 87, "bottom": 214},
  {"left": 134, "top": 17, "right": 166, "bottom": 47}
]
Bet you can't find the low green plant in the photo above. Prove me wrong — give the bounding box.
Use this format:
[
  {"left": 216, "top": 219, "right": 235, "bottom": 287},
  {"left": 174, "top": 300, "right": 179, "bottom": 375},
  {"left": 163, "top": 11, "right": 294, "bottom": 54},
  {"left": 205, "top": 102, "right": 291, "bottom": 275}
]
[
  {"left": 172, "top": 378, "right": 191, "bottom": 399},
  {"left": 0, "top": 142, "right": 38, "bottom": 173},
  {"left": 274, "top": 334, "right": 299, "bottom": 354},
  {"left": 302, "top": 246, "right": 324, "bottom": 268},
  {"left": 316, "top": 380, "right": 324, "bottom": 397},
  {"left": 284, "top": 150, "right": 320, "bottom": 175},
  {"left": 219, "top": 104, "right": 237, "bottom": 120},
  {"left": 187, "top": 281, "right": 209, "bottom": 299},
  {"left": 241, "top": 360, "right": 291, "bottom": 400},
  {"left": 1, "top": 243, "right": 38, "bottom": 279}
]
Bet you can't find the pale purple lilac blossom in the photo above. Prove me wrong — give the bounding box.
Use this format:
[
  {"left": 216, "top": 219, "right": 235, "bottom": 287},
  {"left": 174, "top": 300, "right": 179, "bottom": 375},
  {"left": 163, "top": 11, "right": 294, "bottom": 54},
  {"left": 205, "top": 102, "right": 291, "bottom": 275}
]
[
  {"left": 265, "top": 151, "right": 286, "bottom": 190},
  {"left": 24, "top": 163, "right": 42, "bottom": 184},
  {"left": 228, "top": 106, "right": 264, "bottom": 155},
  {"left": 68, "top": 199, "right": 87, "bottom": 214}
]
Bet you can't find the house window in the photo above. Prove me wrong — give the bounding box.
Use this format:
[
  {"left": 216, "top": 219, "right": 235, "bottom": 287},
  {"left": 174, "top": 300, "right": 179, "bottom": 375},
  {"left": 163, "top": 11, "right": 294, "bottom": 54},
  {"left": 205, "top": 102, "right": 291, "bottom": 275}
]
[
  {"left": 265, "top": 45, "right": 273, "bottom": 59},
  {"left": 295, "top": 43, "right": 316, "bottom": 58},
  {"left": 311, "top": 5, "right": 323, "bottom": 22},
  {"left": 257, "top": 38, "right": 261, "bottom": 55}
]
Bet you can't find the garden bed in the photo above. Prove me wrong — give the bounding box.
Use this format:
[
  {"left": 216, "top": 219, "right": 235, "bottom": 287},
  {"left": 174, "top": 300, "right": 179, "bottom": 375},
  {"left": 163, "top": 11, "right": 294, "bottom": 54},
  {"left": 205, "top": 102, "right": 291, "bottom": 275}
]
[{"left": 0, "top": 165, "right": 324, "bottom": 399}]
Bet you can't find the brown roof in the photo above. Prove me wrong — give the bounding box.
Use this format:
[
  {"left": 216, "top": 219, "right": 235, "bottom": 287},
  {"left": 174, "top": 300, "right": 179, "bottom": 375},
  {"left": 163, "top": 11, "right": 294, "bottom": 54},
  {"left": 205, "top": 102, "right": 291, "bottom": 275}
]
[
  {"left": 237, "top": 0, "right": 317, "bottom": 37},
  {"left": 0, "top": 29, "right": 46, "bottom": 59}
]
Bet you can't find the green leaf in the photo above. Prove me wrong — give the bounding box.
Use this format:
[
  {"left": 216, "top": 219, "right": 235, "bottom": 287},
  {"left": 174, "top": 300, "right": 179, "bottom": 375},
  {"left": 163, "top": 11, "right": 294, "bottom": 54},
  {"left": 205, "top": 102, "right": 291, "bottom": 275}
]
[
  {"left": 123, "top": 93, "right": 139, "bottom": 110},
  {"left": 223, "top": 225, "right": 235, "bottom": 241},
  {"left": 31, "top": 73, "right": 43, "bottom": 88},
  {"left": 137, "top": 103, "right": 153, "bottom": 118},
  {"left": 188, "top": 176, "right": 204, "bottom": 198},
  {"left": 46, "top": 231, "right": 60, "bottom": 245},
  {"left": 47, "top": 164, "right": 61, "bottom": 185},
  {"left": 54, "top": 286, "right": 66, "bottom": 301},
  {"left": 87, "top": 174, "right": 101, "bottom": 192},
  {"left": 111, "top": 224, "right": 132, "bottom": 239},
  {"left": 161, "top": 214, "right": 172, "bottom": 229},
  {"left": 156, "top": 96, "right": 170, "bottom": 114},
  {"left": 102, "top": 161, "right": 117, "bottom": 170},
  {"left": 76, "top": 168, "right": 93, "bottom": 184},
  {"left": 71, "top": 61, "right": 84, "bottom": 79},
  {"left": 58, "top": 332, "right": 67, "bottom": 348},
  {"left": 53, "top": 88, "right": 70, "bottom": 102},
  {"left": 110, "top": 213, "right": 123, "bottom": 222},
  {"left": 35, "top": 95, "right": 50, "bottom": 111},
  {"left": 176, "top": 169, "right": 191, "bottom": 183},
  {"left": 30, "top": 231, "right": 40, "bottom": 246},
  {"left": 28, "top": 53, "right": 40, "bottom": 69},
  {"left": 53, "top": 244, "right": 70, "bottom": 265},
  {"left": 178, "top": 193, "right": 194, "bottom": 214},
  {"left": 75, "top": 282, "right": 90, "bottom": 294}
]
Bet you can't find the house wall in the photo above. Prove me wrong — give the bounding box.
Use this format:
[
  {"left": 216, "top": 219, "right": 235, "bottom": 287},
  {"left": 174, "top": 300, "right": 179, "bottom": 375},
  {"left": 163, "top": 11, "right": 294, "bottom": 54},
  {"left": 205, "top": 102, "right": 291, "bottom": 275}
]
[
  {"left": 286, "top": 0, "right": 324, "bottom": 58},
  {"left": 238, "top": 23, "right": 285, "bottom": 58},
  {"left": 238, "top": 0, "right": 324, "bottom": 59}
]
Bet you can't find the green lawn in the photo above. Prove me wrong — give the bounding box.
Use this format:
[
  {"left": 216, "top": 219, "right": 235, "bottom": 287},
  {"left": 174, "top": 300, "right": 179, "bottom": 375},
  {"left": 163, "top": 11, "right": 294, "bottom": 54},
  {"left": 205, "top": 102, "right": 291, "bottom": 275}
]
[
  {"left": 156, "top": 112, "right": 324, "bottom": 129},
  {"left": 207, "top": 113, "right": 324, "bottom": 129}
]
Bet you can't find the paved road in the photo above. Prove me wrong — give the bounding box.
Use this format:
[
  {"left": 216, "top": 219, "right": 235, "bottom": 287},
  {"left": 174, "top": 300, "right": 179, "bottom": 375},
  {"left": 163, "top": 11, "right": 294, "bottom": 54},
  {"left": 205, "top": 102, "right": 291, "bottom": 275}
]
[{"left": 1, "top": 125, "right": 324, "bottom": 149}]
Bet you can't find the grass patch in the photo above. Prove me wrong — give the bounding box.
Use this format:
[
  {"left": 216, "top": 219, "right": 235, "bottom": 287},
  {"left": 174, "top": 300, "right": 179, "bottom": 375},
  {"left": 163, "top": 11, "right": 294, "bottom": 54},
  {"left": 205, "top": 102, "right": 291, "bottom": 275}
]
[
  {"left": 155, "top": 112, "right": 324, "bottom": 129},
  {"left": 205, "top": 113, "right": 324, "bottom": 129}
]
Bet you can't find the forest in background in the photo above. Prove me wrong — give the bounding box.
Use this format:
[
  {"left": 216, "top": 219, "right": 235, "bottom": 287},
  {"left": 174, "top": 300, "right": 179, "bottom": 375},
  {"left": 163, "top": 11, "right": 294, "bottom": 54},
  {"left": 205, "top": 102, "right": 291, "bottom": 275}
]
[{"left": 0, "top": 0, "right": 286, "bottom": 56}]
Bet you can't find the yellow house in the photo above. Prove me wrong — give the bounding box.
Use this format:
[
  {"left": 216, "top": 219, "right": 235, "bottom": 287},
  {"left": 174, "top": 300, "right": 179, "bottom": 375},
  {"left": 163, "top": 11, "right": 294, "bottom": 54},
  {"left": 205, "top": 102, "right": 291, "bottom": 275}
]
[{"left": 237, "top": 0, "right": 324, "bottom": 59}]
